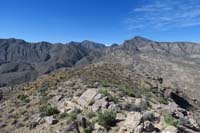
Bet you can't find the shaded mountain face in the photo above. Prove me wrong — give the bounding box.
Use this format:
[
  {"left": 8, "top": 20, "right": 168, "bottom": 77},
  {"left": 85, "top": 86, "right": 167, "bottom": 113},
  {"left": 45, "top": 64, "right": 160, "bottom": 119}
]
[{"left": 0, "top": 38, "right": 105, "bottom": 86}]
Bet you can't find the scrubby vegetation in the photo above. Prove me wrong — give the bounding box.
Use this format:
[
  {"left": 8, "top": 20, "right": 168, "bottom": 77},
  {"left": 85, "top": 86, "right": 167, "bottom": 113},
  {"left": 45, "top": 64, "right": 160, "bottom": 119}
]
[
  {"left": 164, "top": 115, "right": 180, "bottom": 127},
  {"left": 39, "top": 105, "right": 60, "bottom": 117},
  {"left": 99, "top": 89, "right": 118, "bottom": 103},
  {"left": 97, "top": 111, "right": 116, "bottom": 128},
  {"left": 17, "top": 94, "right": 30, "bottom": 103}
]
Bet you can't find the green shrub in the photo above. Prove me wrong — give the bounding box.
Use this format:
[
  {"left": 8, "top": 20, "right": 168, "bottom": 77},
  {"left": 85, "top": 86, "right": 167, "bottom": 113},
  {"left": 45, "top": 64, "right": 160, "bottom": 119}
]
[
  {"left": 85, "top": 111, "right": 96, "bottom": 119},
  {"left": 98, "top": 89, "right": 110, "bottom": 96},
  {"left": 39, "top": 82, "right": 49, "bottom": 96},
  {"left": 120, "top": 86, "right": 136, "bottom": 97},
  {"left": 83, "top": 128, "right": 90, "bottom": 133},
  {"left": 39, "top": 105, "right": 60, "bottom": 116},
  {"left": 68, "top": 109, "right": 82, "bottom": 122},
  {"left": 59, "top": 112, "right": 68, "bottom": 119},
  {"left": 108, "top": 96, "right": 119, "bottom": 103},
  {"left": 17, "top": 94, "right": 28, "bottom": 100},
  {"left": 17, "top": 94, "right": 30, "bottom": 103},
  {"left": 97, "top": 111, "right": 116, "bottom": 128},
  {"left": 98, "top": 89, "right": 118, "bottom": 103},
  {"left": 101, "top": 81, "right": 110, "bottom": 87},
  {"left": 69, "top": 112, "right": 77, "bottom": 121},
  {"left": 164, "top": 115, "right": 180, "bottom": 127},
  {"left": 157, "top": 96, "right": 168, "bottom": 104}
]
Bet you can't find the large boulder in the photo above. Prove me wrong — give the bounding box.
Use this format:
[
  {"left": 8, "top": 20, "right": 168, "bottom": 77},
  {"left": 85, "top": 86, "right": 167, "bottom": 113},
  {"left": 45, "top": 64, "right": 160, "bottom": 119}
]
[
  {"left": 123, "top": 112, "right": 143, "bottom": 132},
  {"left": 134, "top": 124, "right": 144, "bottom": 133},
  {"left": 57, "top": 100, "right": 82, "bottom": 113},
  {"left": 77, "top": 89, "right": 98, "bottom": 107},
  {"left": 162, "top": 126, "right": 178, "bottom": 133},
  {"left": 143, "top": 121, "right": 155, "bottom": 132},
  {"left": 91, "top": 97, "right": 108, "bottom": 112}
]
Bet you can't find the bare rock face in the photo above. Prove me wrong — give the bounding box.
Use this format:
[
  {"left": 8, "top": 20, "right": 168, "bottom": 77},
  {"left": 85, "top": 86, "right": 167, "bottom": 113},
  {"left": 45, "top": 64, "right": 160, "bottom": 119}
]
[
  {"left": 77, "top": 89, "right": 98, "bottom": 107},
  {"left": 123, "top": 112, "right": 143, "bottom": 132}
]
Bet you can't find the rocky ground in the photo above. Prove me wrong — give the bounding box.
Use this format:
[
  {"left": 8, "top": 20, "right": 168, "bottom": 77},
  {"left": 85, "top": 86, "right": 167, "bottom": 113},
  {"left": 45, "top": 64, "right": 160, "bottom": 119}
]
[{"left": 0, "top": 63, "right": 200, "bottom": 133}]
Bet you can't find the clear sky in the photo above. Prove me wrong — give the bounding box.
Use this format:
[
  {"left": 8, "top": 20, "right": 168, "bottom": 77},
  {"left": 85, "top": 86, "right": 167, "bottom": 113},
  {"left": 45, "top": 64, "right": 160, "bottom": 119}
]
[{"left": 0, "top": 0, "right": 200, "bottom": 45}]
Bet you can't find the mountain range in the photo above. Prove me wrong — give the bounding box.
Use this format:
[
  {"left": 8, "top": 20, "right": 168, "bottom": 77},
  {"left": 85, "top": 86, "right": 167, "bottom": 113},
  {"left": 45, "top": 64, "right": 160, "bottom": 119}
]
[
  {"left": 1, "top": 36, "right": 200, "bottom": 87},
  {"left": 1, "top": 36, "right": 200, "bottom": 133}
]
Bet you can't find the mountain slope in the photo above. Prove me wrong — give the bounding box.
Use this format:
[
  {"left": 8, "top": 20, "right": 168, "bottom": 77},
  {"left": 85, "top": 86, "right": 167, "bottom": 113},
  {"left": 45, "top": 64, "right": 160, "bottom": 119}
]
[{"left": 0, "top": 39, "right": 105, "bottom": 86}]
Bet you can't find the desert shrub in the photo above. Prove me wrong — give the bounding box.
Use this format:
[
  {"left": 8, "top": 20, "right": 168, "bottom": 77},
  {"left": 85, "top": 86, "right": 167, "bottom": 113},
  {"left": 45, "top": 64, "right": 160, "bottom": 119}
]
[
  {"left": 59, "top": 112, "right": 68, "bottom": 119},
  {"left": 68, "top": 109, "right": 82, "bottom": 122},
  {"left": 101, "top": 81, "right": 110, "bottom": 87},
  {"left": 39, "top": 105, "right": 60, "bottom": 117},
  {"left": 98, "top": 89, "right": 118, "bottom": 103},
  {"left": 39, "top": 81, "right": 50, "bottom": 96},
  {"left": 17, "top": 94, "right": 30, "bottom": 103},
  {"left": 98, "top": 89, "right": 110, "bottom": 96},
  {"left": 157, "top": 96, "right": 168, "bottom": 104},
  {"left": 69, "top": 113, "right": 77, "bottom": 121},
  {"left": 97, "top": 111, "right": 116, "bottom": 128},
  {"left": 120, "top": 86, "right": 136, "bottom": 97},
  {"left": 108, "top": 96, "right": 119, "bottom": 103},
  {"left": 85, "top": 110, "right": 96, "bottom": 119},
  {"left": 17, "top": 94, "right": 28, "bottom": 100},
  {"left": 83, "top": 128, "right": 90, "bottom": 133},
  {"left": 164, "top": 115, "right": 180, "bottom": 127}
]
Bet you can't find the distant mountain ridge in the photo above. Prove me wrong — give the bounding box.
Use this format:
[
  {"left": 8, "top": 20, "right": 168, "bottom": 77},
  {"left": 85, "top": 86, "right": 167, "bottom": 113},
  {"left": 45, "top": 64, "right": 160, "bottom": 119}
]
[
  {"left": 0, "top": 38, "right": 105, "bottom": 86},
  {"left": 1, "top": 36, "right": 200, "bottom": 86}
]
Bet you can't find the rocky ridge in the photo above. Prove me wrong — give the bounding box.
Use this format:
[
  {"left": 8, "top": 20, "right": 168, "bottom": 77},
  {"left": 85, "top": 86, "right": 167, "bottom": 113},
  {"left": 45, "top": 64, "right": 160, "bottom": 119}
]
[{"left": 0, "top": 63, "right": 200, "bottom": 133}]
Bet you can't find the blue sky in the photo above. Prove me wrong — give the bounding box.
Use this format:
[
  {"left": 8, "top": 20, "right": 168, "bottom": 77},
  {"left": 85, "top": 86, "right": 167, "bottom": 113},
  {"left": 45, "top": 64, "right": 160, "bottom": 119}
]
[{"left": 0, "top": 0, "right": 200, "bottom": 45}]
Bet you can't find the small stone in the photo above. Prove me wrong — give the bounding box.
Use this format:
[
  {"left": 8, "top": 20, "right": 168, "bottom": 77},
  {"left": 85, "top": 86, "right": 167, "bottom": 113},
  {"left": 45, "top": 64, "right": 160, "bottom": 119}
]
[
  {"left": 116, "top": 113, "right": 126, "bottom": 121},
  {"left": 94, "top": 123, "right": 105, "bottom": 132},
  {"left": 61, "top": 123, "right": 74, "bottom": 133},
  {"left": 22, "top": 116, "right": 29, "bottom": 121},
  {"left": 54, "top": 95, "right": 63, "bottom": 101},
  {"left": 108, "top": 103, "right": 121, "bottom": 112},
  {"left": 44, "top": 116, "right": 58, "bottom": 125},
  {"left": 94, "top": 94, "right": 103, "bottom": 100},
  {"left": 135, "top": 98, "right": 148, "bottom": 109},
  {"left": 93, "top": 82, "right": 100, "bottom": 88},
  {"left": 0, "top": 122, "right": 7, "bottom": 128},
  {"left": 16, "top": 122, "right": 24, "bottom": 128},
  {"left": 29, "top": 121, "right": 38, "bottom": 129}
]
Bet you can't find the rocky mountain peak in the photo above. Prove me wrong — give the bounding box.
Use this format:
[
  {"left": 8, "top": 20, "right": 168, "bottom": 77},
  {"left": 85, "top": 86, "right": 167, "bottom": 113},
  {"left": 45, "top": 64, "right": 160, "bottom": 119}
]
[{"left": 121, "top": 36, "right": 153, "bottom": 52}]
